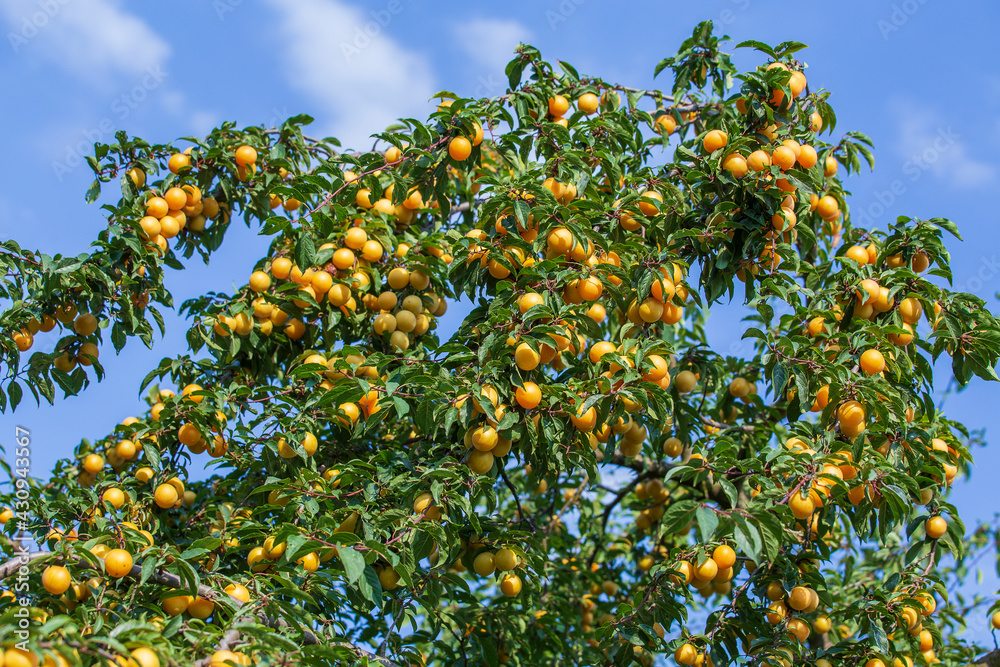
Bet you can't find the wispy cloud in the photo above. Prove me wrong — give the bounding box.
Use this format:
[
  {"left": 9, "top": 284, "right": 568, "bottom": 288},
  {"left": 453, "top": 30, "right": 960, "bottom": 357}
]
[
  {"left": 891, "top": 98, "right": 996, "bottom": 189},
  {"left": 1, "top": 0, "right": 170, "bottom": 86},
  {"left": 262, "top": 0, "right": 436, "bottom": 151}
]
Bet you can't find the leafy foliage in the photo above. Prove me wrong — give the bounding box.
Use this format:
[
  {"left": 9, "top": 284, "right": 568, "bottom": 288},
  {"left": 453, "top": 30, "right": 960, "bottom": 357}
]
[{"left": 1, "top": 21, "right": 999, "bottom": 667}]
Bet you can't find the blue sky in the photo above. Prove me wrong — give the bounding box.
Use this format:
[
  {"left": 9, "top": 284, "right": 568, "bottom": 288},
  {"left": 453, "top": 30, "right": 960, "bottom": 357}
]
[{"left": 2, "top": 0, "right": 999, "bottom": 635}]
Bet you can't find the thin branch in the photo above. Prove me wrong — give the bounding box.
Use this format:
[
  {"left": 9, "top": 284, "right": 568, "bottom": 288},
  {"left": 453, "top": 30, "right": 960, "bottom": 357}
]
[{"left": 500, "top": 468, "right": 537, "bottom": 531}]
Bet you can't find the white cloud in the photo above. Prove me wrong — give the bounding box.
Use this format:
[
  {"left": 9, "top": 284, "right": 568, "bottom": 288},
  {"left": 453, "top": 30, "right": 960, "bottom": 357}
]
[
  {"left": 262, "top": 0, "right": 437, "bottom": 151},
  {"left": 453, "top": 18, "right": 531, "bottom": 73},
  {"left": 2, "top": 0, "right": 170, "bottom": 86},
  {"left": 892, "top": 99, "right": 996, "bottom": 189}
]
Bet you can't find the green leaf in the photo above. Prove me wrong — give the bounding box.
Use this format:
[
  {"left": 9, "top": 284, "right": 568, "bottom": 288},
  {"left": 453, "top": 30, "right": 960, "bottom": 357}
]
[
  {"left": 735, "top": 40, "right": 777, "bottom": 58},
  {"left": 85, "top": 179, "right": 101, "bottom": 203},
  {"left": 358, "top": 565, "right": 384, "bottom": 609},
  {"left": 928, "top": 217, "right": 962, "bottom": 240},
  {"left": 339, "top": 546, "right": 366, "bottom": 584},
  {"left": 514, "top": 200, "right": 530, "bottom": 229},
  {"left": 8, "top": 382, "right": 21, "bottom": 410},
  {"left": 294, "top": 234, "right": 317, "bottom": 269},
  {"left": 696, "top": 505, "right": 719, "bottom": 541},
  {"left": 733, "top": 516, "right": 763, "bottom": 563},
  {"left": 140, "top": 555, "right": 158, "bottom": 584},
  {"left": 479, "top": 635, "right": 499, "bottom": 667},
  {"left": 770, "top": 363, "right": 788, "bottom": 399}
]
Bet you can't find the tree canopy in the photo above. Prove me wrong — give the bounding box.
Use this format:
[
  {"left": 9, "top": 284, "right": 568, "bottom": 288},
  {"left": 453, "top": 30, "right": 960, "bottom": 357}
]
[{"left": 1, "top": 20, "right": 999, "bottom": 667}]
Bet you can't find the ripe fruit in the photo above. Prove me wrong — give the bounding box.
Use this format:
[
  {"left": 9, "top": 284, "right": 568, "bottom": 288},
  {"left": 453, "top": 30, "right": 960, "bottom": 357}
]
[
  {"left": 674, "top": 643, "right": 697, "bottom": 666},
  {"left": 104, "top": 548, "right": 133, "bottom": 578},
  {"left": 694, "top": 558, "right": 718, "bottom": 581},
  {"left": 788, "top": 586, "right": 811, "bottom": 610},
  {"left": 729, "top": 377, "right": 751, "bottom": 398},
  {"left": 13, "top": 330, "right": 33, "bottom": 352},
  {"left": 589, "top": 341, "right": 616, "bottom": 364},
  {"left": 82, "top": 454, "right": 104, "bottom": 474},
  {"left": 210, "top": 651, "right": 242, "bottom": 667},
  {"left": 188, "top": 596, "right": 214, "bottom": 619},
  {"left": 637, "top": 190, "right": 662, "bottom": 216},
  {"left": 859, "top": 349, "right": 886, "bottom": 375},
  {"left": 449, "top": 137, "right": 472, "bottom": 161},
  {"left": 787, "top": 617, "right": 810, "bottom": 642},
  {"left": 249, "top": 271, "right": 271, "bottom": 293},
  {"left": 789, "top": 492, "right": 815, "bottom": 520},
  {"left": 766, "top": 600, "right": 787, "bottom": 624},
  {"left": 472, "top": 426, "right": 498, "bottom": 452},
  {"left": 263, "top": 536, "right": 286, "bottom": 559},
  {"left": 298, "top": 552, "right": 320, "bottom": 572},
  {"left": 182, "top": 383, "right": 204, "bottom": 403},
  {"left": 674, "top": 370, "right": 696, "bottom": 393},
  {"left": 500, "top": 573, "right": 522, "bottom": 597},
  {"left": 816, "top": 195, "right": 840, "bottom": 220},
  {"left": 655, "top": 114, "right": 677, "bottom": 134},
  {"left": 925, "top": 515, "right": 947, "bottom": 540},
  {"left": 473, "top": 551, "right": 496, "bottom": 576},
  {"left": 577, "top": 93, "right": 599, "bottom": 115},
  {"left": 518, "top": 292, "right": 544, "bottom": 314},
  {"left": 798, "top": 144, "right": 818, "bottom": 168},
  {"left": 225, "top": 582, "right": 250, "bottom": 604},
  {"left": 638, "top": 298, "right": 664, "bottom": 323},
  {"left": 494, "top": 547, "right": 518, "bottom": 571},
  {"left": 161, "top": 594, "right": 191, "bottom": 616},
  {"left": 814, "top": 615, "right": 832, "bottom": 634},
  {"left": 748, "top": 150, "right": 771, "bottom": 171},
  {"left": 570, "top": 406, "right": 597, "bottom": 432},
  {"left": 838, "top": 400, "right": 866, "bottom": 428},
  {"left": 548, "top": 94, "right": 570, "bottom": 117},
  {"left": 146, "top": 196, "right": 169, "bottom": 219},
  {"left": 515, "top": 382, "right": 541, "bottom": 410},
  {"left": 131, "top": 648, "right": 160, "bottom": 667},
  {"left": 127, "top": 167, "right": 146, "bottom": 187},
  {"left": 578, "top": 276, "right": 603, "bottom": 301},
  {"left": 722, "top": 153, "right": 748, "bottom": 177},
  {"left": 899, "top": 298, "right": 923, "bottom": 324},
  {"left": 772, "top": 145, "right": 796, "bottom": 170},
  {"left": 468, "top": 450, "right": 494, "bottom": 475},
  {"left": 663, "top": 437, "right": 683, "bottom": 458},
  {"left": 101, "top": 487, "right": 125, "bottom": 509},
  {"left": 154, "top": 483, "right": 179, "bottom": 509},
  {"left": 235, "top": 145, "right": 257, "bottom": 165},
  {"left": 514, "top": 343, "right": 540, "bottom": 371},
  {"left": 703, "top": 130, "right": 728, "bottom": 153},
  {"left": 73, "top": 313, "right": 98, "bottom": 335},
  {"left": 164, "top": 187, "right": 187, "bottom": 211},
  {"left": 41, "top": 565, "right": 71, "bottom": 595},
  {"left": 642, "top": 355, "right": 669, "bottom": 382},
  {"left": 712, "top": 545, "right": 736, "bottom": 569}
]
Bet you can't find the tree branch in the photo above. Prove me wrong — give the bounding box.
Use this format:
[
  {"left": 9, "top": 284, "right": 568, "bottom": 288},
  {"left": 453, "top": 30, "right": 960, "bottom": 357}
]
[{"left": 500, "top": 468, "right": 537, "bottom": 531}]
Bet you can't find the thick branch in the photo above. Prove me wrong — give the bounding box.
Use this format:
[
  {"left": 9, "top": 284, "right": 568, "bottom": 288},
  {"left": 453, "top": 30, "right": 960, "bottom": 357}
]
[{"left": 976, "top": 650, "right": 1000, "bottom": 667}]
